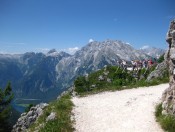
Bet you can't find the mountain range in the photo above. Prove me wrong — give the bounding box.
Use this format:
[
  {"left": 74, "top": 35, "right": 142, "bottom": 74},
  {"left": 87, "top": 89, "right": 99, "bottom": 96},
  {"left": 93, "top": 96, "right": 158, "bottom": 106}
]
[{"left": 0, "top": 40, "right": 165, "bottom": 102}]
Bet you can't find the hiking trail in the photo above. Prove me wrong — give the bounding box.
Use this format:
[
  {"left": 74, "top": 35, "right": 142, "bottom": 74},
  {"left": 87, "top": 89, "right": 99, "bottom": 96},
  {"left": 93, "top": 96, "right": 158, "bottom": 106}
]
[{"left": 72, "top": 84, "right": 168, "bottom": 132}]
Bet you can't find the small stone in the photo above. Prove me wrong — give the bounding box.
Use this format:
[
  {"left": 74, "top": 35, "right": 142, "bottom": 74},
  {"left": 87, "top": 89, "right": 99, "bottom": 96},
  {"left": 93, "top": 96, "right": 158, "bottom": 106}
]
[
  {"left": 91, "top": 84, "right": 96, "bottom": 88},
  {"left": 162, "top": 101, "right": 168, "bottom": 109},
  {"left": 162, "top": 110, "right": 168, "bottom": 115},
  {"left": 21, "top": 113, "right": 27, "bottom": 116},
  {"left": 46, "top": 112, "right": 56, "bottom": 121},
  {"left": 27, "top": 111, "right": 33, "bottom": 117},
  {"left": 104, "top": 65, "right": 107, "bottom": 71},
  {"left": 103, "top": 71, "right": 109, "bottom": 76},
  {"left": 107, "top": 78, "right": 112, "bottom": 83},
  {"left": 168, "top": 95, "right": 173, "bottom": 100},
  {"left": 98, "top": 75, "right": 105, "bottom": 81},
  {"left": 72, "top": 91, "right": 77, "bottom": 97},
  {"left": 13, "top": 125, "right": 16, "bottom": 129},
  {"left": 30, "top": 106, "right": 36, "bottom": 111},
  {"left": 32, "top": 114, "right": 37, "bottom": 120},
  {"left": 28, "top": 116, "right": 34, "bottom": 122},
  {"left": 173, "top": 105, "right": 175, "bottom": 114},
  {"left": 39, "top": 103, "right": 48, "bottom": 109},
  {"left": 170, "top": 48, "right": 175, "bottom": 59},
  {"left": 36, "top": 107, "right": 43, "bottom": 116}
]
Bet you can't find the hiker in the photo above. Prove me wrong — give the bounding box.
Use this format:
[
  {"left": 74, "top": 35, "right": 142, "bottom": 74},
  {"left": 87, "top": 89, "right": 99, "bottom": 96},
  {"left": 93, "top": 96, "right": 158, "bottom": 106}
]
[
  {"left": 131, "top": 60, "right": 136, "bottom": 71},
  {"left": 117, "top": 60, "right": 122, "bottom": 68},
  {"left": 122, "top": 60, "right": 127, "bottom": 70},
  {"left": 142, "top": 60, "right": 148, "bottom": 68},
  {"left": 139, "top": 60, "right": 143, "bottom": 69},
  {"left": 135, "top": 60, "right": 140, "bottom": 70},
  {"left": 148, "top": 59, "right": 153, "bottom": 68}
]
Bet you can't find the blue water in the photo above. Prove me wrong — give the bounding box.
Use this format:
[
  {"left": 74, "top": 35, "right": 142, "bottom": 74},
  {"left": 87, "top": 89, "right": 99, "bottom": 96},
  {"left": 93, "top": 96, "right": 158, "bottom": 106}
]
[
  {"left": 12, "top": 98, "right": 42, "bottom": 113},
  {"left": 12, "top": 103, "right": 26, "bottom": 113}
]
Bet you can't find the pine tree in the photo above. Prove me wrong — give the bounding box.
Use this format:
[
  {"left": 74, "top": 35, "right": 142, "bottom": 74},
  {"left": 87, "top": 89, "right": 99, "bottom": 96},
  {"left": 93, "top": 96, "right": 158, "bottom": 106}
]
[{"left": 0, "top": 82, "right": 14, "bottom": 131}]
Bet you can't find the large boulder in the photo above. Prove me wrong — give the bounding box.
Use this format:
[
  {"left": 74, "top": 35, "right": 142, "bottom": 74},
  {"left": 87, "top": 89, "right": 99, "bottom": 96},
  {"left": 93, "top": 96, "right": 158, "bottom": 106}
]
[
  {"left": 161, "top": 19, "right": 175, "bottom": 116},
  {"left": 146, "top": 61, "right": 168, "bottom": 81}
]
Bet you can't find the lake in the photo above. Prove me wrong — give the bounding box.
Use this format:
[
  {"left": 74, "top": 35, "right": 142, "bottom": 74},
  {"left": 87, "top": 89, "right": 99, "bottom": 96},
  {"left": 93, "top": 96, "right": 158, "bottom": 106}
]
[{"left": 12, "top": 98, "right": 41, "bottom": 113}]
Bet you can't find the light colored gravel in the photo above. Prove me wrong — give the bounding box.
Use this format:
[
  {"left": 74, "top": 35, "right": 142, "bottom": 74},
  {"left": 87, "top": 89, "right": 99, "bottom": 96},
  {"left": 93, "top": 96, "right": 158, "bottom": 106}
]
[{"left": 72, "top": 83, "right": 168, "bottom": 132}]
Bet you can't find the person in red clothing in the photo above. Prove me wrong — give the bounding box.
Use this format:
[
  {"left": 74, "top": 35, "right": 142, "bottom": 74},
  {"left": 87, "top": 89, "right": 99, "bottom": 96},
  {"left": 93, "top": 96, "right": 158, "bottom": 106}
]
[{"left": 148, "top": 59, "right": 153, "bottom": 68}]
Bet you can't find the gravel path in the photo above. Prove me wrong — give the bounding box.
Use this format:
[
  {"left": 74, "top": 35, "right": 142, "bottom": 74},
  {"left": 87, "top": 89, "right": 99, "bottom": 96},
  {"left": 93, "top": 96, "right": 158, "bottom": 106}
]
[{"left": 72, "top": 83, "right": 168, "bottom": 132}]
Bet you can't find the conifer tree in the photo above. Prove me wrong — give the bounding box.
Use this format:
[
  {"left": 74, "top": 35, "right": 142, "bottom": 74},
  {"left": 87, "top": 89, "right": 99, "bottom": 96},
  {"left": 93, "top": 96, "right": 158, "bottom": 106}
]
[{"left": 0, "top": 82, "right": 14, "bottom": 131}]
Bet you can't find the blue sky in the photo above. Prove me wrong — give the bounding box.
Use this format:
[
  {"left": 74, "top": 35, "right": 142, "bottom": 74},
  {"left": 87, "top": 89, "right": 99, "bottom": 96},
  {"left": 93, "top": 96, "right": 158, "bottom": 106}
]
[{"left": 0, "top": 0, "right": 175, "bottom": 54}]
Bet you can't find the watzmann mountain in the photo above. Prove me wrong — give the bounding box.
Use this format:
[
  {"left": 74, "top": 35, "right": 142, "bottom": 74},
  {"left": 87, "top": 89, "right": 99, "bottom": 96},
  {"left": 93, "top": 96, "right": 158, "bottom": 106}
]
[{"left": 0, "top": 40, "right": 165, "bottom": 102}]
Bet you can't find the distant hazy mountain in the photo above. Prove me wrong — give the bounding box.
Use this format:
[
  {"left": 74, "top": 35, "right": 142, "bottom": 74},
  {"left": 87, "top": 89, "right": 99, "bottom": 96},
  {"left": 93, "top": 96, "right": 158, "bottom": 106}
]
[
  {"left": 0, "top": 40, "right": 165, "bottom": 102},
  {"left": 139, "top": 47, "right": 165, "bottom": 58},
  {"left": 0, "top": 50, "right": 71, "bottom": 101}
]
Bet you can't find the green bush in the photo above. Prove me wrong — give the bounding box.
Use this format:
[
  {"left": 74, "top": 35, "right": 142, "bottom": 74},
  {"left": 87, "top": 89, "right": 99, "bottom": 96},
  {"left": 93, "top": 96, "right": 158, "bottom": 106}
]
[
  {"left": 135, "top": 79, "right": 148, "bottom": 87},
  {"left": 74, "top": 65, "right": 168, "bottom": 95},
  {"left": 74, "top": 76, "right": 90, "bottom": 93},
  {"left": 155, "top": 103, "right": 175, "bottom": 132},
  {"left": 157, "top": 54, "right": 165, "bottom": 63},
  {"left": 155, "top": 103, "right": 162, "bottom": 117},
  {"left": 113, "top": 79, "right": 123, "bottom": 86},
  {"left": 160, "top": 115, "right": 175, "bottom": 131},
  {"left": 25, "top": 104, "right": 34, "bottom": 112}
]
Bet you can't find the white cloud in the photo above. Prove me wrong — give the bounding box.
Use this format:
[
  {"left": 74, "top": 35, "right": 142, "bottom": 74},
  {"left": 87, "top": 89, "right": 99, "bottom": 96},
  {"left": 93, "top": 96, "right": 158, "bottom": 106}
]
[
  {"left": 126, "top": 42, "right": 132, "bottom": 46},
  {"left": 0, "top": 51, "right": 6, "bottom": 54},
  {"left": 141, "top": 45, "right": 150, "bottom": 49},
  {"left": 89, "top": 39, "right": 94, "bottom": 43},
  {"left": 66, "top": 47, "right": 79, "bottom": 54},
  {"left": 36, "top": 47, "right": 80, "bottom": 55}
]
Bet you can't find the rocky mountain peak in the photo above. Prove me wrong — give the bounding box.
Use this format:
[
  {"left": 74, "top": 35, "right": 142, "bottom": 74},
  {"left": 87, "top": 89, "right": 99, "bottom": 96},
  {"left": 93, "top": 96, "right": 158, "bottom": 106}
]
[
  {"left": 46, "top": 49, "right": 71, "bottom": 58},
  {"left": 47, "top": 49, "right": 57, "bottom": 54},
  {"left": 58, "top": 51, "right": 71, "bottom": 57},
  {"left": 46, "top": 49, "right": 59, "bottom": 57}
]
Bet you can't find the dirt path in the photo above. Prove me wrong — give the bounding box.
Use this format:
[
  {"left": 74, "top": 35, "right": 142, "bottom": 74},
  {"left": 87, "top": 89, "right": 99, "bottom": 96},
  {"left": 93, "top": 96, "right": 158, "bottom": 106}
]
[{"left": 72, "top": 84, "right": 168, "bottom": 132}]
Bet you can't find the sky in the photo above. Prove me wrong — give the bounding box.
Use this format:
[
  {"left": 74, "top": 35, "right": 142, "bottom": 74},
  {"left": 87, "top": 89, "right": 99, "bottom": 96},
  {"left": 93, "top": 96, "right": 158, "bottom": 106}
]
[{"left": 0, "top": 0, "right": 175, "bottom": 54}]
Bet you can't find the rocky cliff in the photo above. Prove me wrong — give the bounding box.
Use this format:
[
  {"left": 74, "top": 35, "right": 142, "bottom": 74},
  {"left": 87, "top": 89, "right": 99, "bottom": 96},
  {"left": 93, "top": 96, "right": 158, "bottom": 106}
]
[{"left": 162, "top": 19, "right": 175, "bottom": 115}]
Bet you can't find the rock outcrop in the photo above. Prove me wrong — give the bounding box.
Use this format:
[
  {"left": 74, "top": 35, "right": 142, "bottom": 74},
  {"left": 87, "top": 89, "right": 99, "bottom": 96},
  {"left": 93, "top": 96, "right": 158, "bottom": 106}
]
[
  {"left": 146, "top": 61, "right": 168, "bottom": 81},
  {"left": 12, "top": 103, "right": 48, "bottom": 132},
  {"left": 162, "top": 19, "right": 175, "bottom": 115}
]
